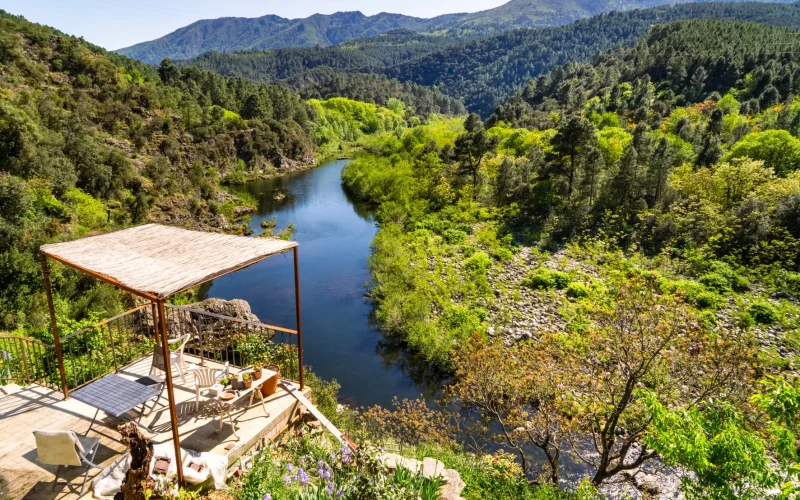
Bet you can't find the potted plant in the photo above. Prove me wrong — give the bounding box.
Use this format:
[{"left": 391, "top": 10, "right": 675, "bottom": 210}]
[
  {"left": 219, "top": 376, "right": 231, "bottom": 389},
  {"left": 253, "top": 363, "right": 263, "bottom": 380},
  {"left": 242, "top": 372, "right": 252, "bottom": 389},
  {"left": 261, "top": 364, "right": 281, "bottom": 397}
]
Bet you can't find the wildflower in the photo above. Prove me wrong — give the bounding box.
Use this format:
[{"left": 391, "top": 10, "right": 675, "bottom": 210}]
[
  {"left": 1, "top": 351, "right": 10, "bottom": 360},
  {"left": 317, "top": 460, "right": 332, "bottom": 480},
  {"left": 297, "top": 468, "right": 310, "bottom": 486},
  {"left": 286, "top": 463, "right": 293, "bottom": 473},
  {"left": 263, "top": 495, "right": 272, "bottom": 500},
  {"left": 324, "top": 482, "right": 334, "bottom": 495},
  {"left": 283, "top": 475, "right": 293, "bottom": 485}
]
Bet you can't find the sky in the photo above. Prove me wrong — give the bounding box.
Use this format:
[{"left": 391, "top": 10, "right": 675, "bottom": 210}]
[{"left": 0, "top": 0, "right": 509, "bottom": 50}]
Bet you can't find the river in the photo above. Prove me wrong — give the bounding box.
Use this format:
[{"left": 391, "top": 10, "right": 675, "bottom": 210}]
[{"left": 208, "top": 159, "right": 433, "bottom": 408}]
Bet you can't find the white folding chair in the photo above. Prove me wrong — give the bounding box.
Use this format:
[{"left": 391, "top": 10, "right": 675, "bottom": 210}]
[
  {"left": 190, "top": 362, "right": 229, "bottom": 411},
  {"left": 33, "top": 430, "right": 102, "bottom": 495},
  {"left": 151, "top": 333, "right": 191, "bottom": 383}
]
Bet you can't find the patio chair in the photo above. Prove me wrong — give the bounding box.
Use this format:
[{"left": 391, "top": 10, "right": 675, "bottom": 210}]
[
  {"left": 151, "top": 333, "right": 191, "bottom": 383},
  {"left": 133, "top": 374, "right": 167, "bottom": 423},
  {"left": 33, "top": 429, "right": 102, "bottom": 495},
  {"left": 190, "top": 362, "right": 229, "bottom": 411}
]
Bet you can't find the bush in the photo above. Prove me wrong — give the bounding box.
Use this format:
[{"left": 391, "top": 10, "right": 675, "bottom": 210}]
[
  {"left": 749, "top": 301, "right": 778, "bottom": 325},
  {"left": 699, "top": 272, "right": 733, "bottom": 293},
  {"left": 694, "top": 291, "right": 725, "bottom": 310},
  {"left": 464, "top": 251, "right": 492, "bottom": 275},
  {"left": 523, "top": 267, "right": 570, "bottom": 290},
  {"left": 566, "top": 282, "right": 590, "bottom": 299},
  {"left": 490, "top": 246, "right": 514, "bottom": 262},
  {"left": 443, "top": 228, "right": 468, "bottom": 244}
]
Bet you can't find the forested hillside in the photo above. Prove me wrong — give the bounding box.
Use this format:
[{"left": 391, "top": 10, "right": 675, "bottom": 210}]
[
  {"left": 339, "top": 17, "right": 800, "bottom": 496},
  {"left": 116, "top": 0, "right": 794, "bottom": 65},
  {"left": 386, "top": 1, "right": 800, "bottom": 115},
  {"left": 117, "top": 11, "right": 468, "bottom": 64},
  {"left": 180, "top": 30, "right": 466, "bottom": 116},
  {"left": 183, "top": 30, "right": 462, "bottom": 80},
  {"left": 176, "top": 2, "right": 800, "bottom": 118},
  {"left": 287, "top": 69, "right": 466, "bottom": 117}
]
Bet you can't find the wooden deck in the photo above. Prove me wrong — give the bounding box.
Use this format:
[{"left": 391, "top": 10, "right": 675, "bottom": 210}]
[{"left": 0, "top": 354, "right": 309, "bottom": 499}]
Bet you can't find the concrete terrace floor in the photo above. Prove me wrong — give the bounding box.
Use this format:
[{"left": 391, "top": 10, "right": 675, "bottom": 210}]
[{"left": 0, "top": 354, "right": 308, "bottom": 499}]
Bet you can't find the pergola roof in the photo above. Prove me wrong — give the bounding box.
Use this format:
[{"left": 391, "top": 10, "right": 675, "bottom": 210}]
[{"left": 40, "top": 224, "right": 296, "bottom": 299}]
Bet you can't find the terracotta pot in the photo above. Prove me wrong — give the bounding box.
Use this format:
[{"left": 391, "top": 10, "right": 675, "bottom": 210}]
[
  {"left": 243, "top": 379, "right": 252, "bottom": 390},
  {"left": 261, "top": 364, "right": 280, "bottom": 397},
  {"left": 254, "top": 369, "right": 263, "bottom": 380}
]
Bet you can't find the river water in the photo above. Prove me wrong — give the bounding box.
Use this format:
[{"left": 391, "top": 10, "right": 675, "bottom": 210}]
[{"left": 208, "top": 159, "right": 432, "bottom": 408}]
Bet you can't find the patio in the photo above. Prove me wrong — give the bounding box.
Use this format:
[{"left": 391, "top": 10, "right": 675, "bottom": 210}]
[{"left": 0, "top": 353, "right": 309, "bottom": 499}]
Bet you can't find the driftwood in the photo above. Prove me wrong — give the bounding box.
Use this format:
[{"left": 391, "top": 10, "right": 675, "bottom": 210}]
[{"left": 115, "top": 422, "right": 154, "bottom": 500}]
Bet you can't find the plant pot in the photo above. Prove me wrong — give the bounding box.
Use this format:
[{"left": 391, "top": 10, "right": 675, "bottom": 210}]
[
  {"left": 243, "top": 379, "right": 252, "bottom": 390},
  {"left": 254, "top": 370, "right": 262, "bottom": 380},
  {"left": 261, "top": 364, "right": 280, "bottom": 397}
]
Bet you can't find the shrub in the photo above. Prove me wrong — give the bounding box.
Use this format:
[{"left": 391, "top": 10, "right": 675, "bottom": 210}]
[
  {"left": 443, "top": 228, "right": 467, "bottom": 244},
  {"left": 749, "top": 301, "right": 778, "bottom": 325},
  {"left": 566, "top": 282, "right": 590, "bottom": 299},
  {"left": 62, "top": 187, "right": 107, "bottom": 229},
  {"left": 699, "top": 272, "right": 733, "bottom": 293},
  {"left": 523, "top": 267, "right": 570, "bottom": 290},
  {"left": 694, "top": 291, "right": 725, "bottom": 310},
  {"left": 490, "top": 246, "right": 514, "bottom": 262},
  {"left": 464, "top": 251, "right": 492, "bottom": 275}
]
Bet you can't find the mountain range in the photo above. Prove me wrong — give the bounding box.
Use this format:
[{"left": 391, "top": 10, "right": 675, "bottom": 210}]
[{"left": 116, "top": 0, "right": 774, "bottom": 64}]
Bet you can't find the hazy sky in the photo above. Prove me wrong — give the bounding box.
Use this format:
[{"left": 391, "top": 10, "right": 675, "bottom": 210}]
[{"left": 1, "top": 0, "right": 508, "bottom": 50}]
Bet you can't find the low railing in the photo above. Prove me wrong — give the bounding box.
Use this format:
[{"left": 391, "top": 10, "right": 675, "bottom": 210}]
[
  {"left": 1, "top": 303, "right": 303, "bottom": 395},
  {"left": 164, "top": 304, "right": 302, "bottom": 385},
  {"left": 61, "top": 304, "right": 156, "bottom": 390},
  {"left": 0, "top": 335, "right": 59, "bottom": 389}
]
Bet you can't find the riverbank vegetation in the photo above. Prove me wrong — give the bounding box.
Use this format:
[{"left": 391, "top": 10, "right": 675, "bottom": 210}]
[{"left": 340, "top": 17, "right": 800, "bottom": 497}]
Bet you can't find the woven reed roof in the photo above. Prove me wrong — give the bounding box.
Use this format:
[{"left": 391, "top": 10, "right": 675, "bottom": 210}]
[{"left": 40, "top": 224, "right": 296, "bottom": 298}]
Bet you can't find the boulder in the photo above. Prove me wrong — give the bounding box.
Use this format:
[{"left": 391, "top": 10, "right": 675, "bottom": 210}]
[
  {"left": 379, "top": 453, "right": 422, "bottom": 474},
  {"left": 440, "top": 468, "right": 466, "bottom": 500},
  {"left": 422, "top": 457, "right": 445, "bottom": 479},
  {"left": 165, "top": 298, "right": 264, "bottom": 341}
]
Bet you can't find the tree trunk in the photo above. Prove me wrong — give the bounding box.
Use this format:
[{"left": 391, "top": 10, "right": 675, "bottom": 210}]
[{"left": 117, "top": 422, "right": 155, "bottom": 500}]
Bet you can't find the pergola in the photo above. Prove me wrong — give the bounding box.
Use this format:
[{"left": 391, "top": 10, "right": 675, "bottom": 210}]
[{"left": 39, "top": 223, "right": 305, "bottom": 485}]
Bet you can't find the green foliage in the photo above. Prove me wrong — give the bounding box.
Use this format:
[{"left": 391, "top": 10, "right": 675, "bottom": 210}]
[
  {"left": 724, "top": 130, "right": 800, "bottom": 177},
  {"left": 566, "top": 282, "right": 590, "bottom": 299},
  {"left": 62, "top": 188, "right": 107, "bottom": 230},
  {"left": 523, "top": 268, "right": 570, "bottom": 290},
  {"left": 748, "top": 300, "right": 779, "bottom": 325},
  {"left": 643, "top": 391, "right": 774, "bottom": 499},
  {"left": 442, "top": 228, "right": 467, "bottom": 244}
]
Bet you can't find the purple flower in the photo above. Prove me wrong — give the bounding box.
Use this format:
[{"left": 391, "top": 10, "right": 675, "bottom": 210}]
[
  {"left": 317, "top": 460, "right": 332, "bottom": 480},
  {"left": 283, "top": 475, "right": 293, "bottom": 485},
  {"left": 324, "top": 482, "right": 334, "bottom": 495},
  {"left": 297, "top": 468, "right": 310, "bottom": 486},
  {"left": 263, "top": 495, "right": 272, "bottom": 500},
  {"left": 340, "top": 445, "right": 352, "bottom": 464},
  {"left": 285, "top": 463, "right": 293, "bottom": 473}
]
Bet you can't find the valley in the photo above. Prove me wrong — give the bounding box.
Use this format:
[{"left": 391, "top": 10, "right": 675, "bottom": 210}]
[{"left": 2, "top": 0, "right": 800, "bottom": 498}]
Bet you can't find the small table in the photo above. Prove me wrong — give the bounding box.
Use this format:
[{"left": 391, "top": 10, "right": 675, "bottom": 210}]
[
  {"left": 70, "top": 374, "right": 162, "bottom": 435},
  {"left": 215, "top": 369, "right": 276, "bottom": 439}
]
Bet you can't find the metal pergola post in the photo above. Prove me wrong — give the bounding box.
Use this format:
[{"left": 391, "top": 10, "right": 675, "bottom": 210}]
[
  {"left": 156, "top": 298, "right": 185, "bottom": 486},
  {"left": 40, "top": 253, "right": 69, "bottom": 400},
  {"left": 293, "top": 246, "right": 304, "bottom": 390}
]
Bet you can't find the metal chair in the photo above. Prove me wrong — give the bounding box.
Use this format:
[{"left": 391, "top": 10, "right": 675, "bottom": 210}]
[
  {"left": 190, "top": 362, "right": 229, "bottom": 411},
  {"left": 33, "top": 430, "right": 102, "bottom": 495},
  {"left": 150, "top": 333, "right": 191, "bottom": 383}
]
